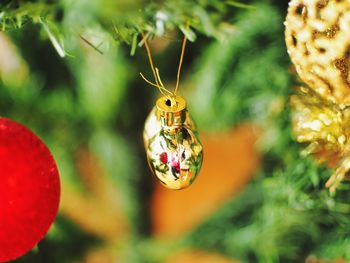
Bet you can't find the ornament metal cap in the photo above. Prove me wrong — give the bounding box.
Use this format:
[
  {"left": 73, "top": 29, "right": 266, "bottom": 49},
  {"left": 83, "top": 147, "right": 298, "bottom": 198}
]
[{"left": 156, "top": 95, "right": 187, "bottom": 127}]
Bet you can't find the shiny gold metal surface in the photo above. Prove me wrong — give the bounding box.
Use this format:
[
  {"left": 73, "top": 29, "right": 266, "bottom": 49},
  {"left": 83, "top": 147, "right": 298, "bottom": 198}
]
[
  {"left": 291, "top": 87, "right": 350, "bottom": 193},
  {"left": 143, "top": 95, "right": 203, "bottom": 190}
]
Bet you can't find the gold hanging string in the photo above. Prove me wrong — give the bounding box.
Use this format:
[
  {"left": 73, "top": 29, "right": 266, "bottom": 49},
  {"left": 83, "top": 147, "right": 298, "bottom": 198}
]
[
  {"left": 140, "top": 31, "right": 188, "bottom": 104},
  {"left": 174, "top": 35, "right": 187, "bottom": 95},
  {"left": 141, "top": 32, "right": 160, "bottom": 87},
  {"left": 139, "top": 72, "right": 173, "bottom": 95},
  {"left": 140, "top": 32, "right": 175, "bottom": 97},
  {"left": 155, "top": 68, "right": 166, "bottom": 89}
]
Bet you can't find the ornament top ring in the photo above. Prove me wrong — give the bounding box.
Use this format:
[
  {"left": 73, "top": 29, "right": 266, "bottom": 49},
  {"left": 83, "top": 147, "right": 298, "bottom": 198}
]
[{"left": 285, "top": 0, "right": 350, "bottom": 106}]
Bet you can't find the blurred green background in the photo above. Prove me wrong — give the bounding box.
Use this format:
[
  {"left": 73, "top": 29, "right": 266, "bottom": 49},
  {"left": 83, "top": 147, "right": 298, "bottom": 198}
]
[{"left": 1, "top": 0, "right": 350, "bottom": 262}]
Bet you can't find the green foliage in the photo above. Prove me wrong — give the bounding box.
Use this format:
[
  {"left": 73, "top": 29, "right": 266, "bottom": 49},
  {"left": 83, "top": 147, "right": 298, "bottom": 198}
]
[
  {"left": 187, "top": 3, "right": 289, "bottom": 130},
  {"left": 183, "top": 3, "right": 350, "bottom": 262},
  {"left": 0, "top": 1, "right": 54, "bottom": 31},
  {"left": 1, "top": 0, "right": 252, "bottom": 56}
]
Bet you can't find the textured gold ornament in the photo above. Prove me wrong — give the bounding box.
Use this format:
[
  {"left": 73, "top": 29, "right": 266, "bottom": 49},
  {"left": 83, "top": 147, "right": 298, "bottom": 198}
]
[
  {"left": 143, "top": 96, "right": 203, "bottom": 190},
  {"left": 140, "top": 32, "right": 203, "bottom": 190},
  {"left": 285, "top": 0, "right": 350, "bottom": 192},
  {"left": 291, "top": 87, "right": 350, "bottom": 192},
  {"left": 285, "top": 0, "right": 350, "bottom": 106}
]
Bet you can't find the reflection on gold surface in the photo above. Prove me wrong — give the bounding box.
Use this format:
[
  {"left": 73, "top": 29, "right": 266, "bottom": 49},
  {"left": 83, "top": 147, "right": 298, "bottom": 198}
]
[{"left": 143, "top": 96, "right": 203, "bottom": 190}]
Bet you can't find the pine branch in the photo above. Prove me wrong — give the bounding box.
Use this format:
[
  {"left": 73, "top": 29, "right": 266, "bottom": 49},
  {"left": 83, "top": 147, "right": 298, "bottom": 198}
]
[
  {"left": 1, "top": 0, "right": 251, "bottom": 55},
  {"left": 0, "top": 1, "right": 56, "bottom": 30}
]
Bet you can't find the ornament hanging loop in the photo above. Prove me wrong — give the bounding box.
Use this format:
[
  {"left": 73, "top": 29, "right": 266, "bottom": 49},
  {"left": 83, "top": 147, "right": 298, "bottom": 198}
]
[
  {"left": 174, "top": 35, "right": 187, "bottom": 95},
  {"left": 139, "top": 31, "right": 188, "bottom": 98}
]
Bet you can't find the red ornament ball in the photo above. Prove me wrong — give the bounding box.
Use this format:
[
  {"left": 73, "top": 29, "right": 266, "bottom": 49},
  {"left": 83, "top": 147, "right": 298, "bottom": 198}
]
[{"left": 0, "top": 118, "right": 60, "bottom": 262}]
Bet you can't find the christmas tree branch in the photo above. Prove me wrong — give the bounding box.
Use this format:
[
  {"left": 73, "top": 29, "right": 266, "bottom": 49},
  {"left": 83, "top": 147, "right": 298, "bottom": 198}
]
[{"left": 1, "top": 0, "right": 251, "bottom": 56}]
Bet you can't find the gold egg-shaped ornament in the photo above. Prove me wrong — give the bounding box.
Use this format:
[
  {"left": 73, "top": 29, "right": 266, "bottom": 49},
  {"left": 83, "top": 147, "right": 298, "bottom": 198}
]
[
  {"left": 285, "top": 0, "right": 350, "bottom": 106},
  {"left": 143, "top": 96, "right": 203, "bottom": 190}
]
